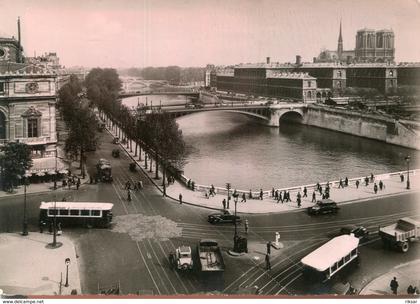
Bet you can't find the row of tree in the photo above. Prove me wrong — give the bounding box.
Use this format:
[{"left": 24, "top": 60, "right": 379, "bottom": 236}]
[
  {"left": 119, "top": 66, "right": 205, "bottom": 84},
  {"left": 85, "top": 68, "right": 188, "bottom": 195},
  {"left": 58, "top": 75, "right": 99, "bottom": 176}
]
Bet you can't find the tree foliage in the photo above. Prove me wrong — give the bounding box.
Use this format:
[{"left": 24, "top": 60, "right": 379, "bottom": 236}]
[{"left": 1, "top": 142, "right": 32, "bottom": 191}]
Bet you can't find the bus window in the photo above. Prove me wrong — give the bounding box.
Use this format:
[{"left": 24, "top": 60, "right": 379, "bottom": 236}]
[
  {"left": 331, "top": 262, "right": 338, "bottom": 272},
  {"left": 351, "top": 249, "right": 357, "bottom": 256},
  {"left": 344, "top": 254, "right": 350, "bottom": 263},
  {"left": 48, "top": 209, "right": 58, "bottom": 216},
  {"left": 70, "top": 209, "right": 79, "bottom": 216},
  {"left": 81, "top": 210, "right": 90, "bottom": 216},
  {"left": 91, "top": 210, "right": 100, "bottom": 216},
  {"left": 338, "top": 258, "right": 344, "bottom": 268},
  {"left": 59, "top": 209, "right": 69, "bottom": 216}
]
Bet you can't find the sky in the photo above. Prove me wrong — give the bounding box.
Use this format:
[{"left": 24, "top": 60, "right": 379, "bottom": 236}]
[{"left": 1, "top": 0, "right": 420, "bottom": 68}]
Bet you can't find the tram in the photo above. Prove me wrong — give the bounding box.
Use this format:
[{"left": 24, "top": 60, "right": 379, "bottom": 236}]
[
  {"left": 39, "top": 201, "right": 114, "bottom": 228},
  {"left": 301, "top": 235, "right": 360, "bottom": 282}
]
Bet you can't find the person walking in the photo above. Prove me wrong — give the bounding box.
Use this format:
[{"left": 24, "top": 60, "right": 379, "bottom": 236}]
[
  {"left": 275, "top": 190, "right": 279, "bottom": 200},
  {"left": 277, "top": 191, "right": 283, "bottom": 204},
  {"left": 127, "top": 189, "right": 132, "bottom": 202},
  {"left": 370, "top": 173, "right": 374, "bottom": 182},
  {"left": 244, "top": 219, "right": 249, "bottom": 234},
  {"left": 265, "top": 254, "right": 271, "bottom": 271},
  {"left": 345, "top": 177, "right": 349, "bottom": 187},
  {"left": 390, "top": 277, "right": 399, "bottom": 295},
  {"left": 297, "top": 192, "right": 301, "bottom": 208},
  {"left": 222, "top": 198, "right": 226, "bottom": 210},
  {"left": 365, "top": 176, "right": 369, "bottom": 186},
  {"left": 179, "top": 193, "right": 183, "bottom": 204},
  {"left": 356, "top": 180, "right": 360, "bottom": 189},
  {"left": 266, "top": 241, "right": 271, "bottom": 255},
  {"left": 374, "top": 183, "right": 378, "bottom": 194},
  {"left": 400, "top": 173, "right": 404, "bottom": 182},
  {"left": 249, "top": 189, "right": 253, "bottom": 199},
  {"left": 241, "top": 192, "right": 247, "bottom": 203},
  {"left": 318, "top": 185, "right": 323, "bottom": 195},
  {"left": 303, "top": 187, "right": 307, "bottom": 198},
  {"left": 379, "top": 180, "right": 383, "bottom": 190},
  {"left": 338, "top": 179, "right": 343, "bottom": 189},
  {"left": 312, "top": 191, "right": 316, "bottom": 203},
  {"left": 259, "top": 189, "right": 263, "bottom": 200},
  {"left": 271, "top": 188, "right": 275, "bottom": 197}
]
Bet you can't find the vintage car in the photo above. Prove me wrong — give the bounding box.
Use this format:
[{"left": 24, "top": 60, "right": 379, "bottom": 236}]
[
  {"left": 340, "top": 225, "right": 369, "bottom": 240},
  {"left": 307, "top": 199, "right": 339, "bottom": 215},
  {"left": 169, "top": 246, "right": 193, "bottom": 271},
  {"left": 208, "top": 210, "right": 241, "bottom": 224}
]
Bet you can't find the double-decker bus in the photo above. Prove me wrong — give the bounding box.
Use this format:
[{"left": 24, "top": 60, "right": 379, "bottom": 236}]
[
  {"left": 39, "top": 201, "right": 113, "bottom": 228},
  {"left": 301, "top": 235, "right": 360, "bottom": 282}
]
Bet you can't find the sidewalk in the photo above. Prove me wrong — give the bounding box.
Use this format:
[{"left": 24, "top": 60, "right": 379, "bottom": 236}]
[
  {"left": 359, "top": 259, "right": 420, "bottom": 295},
  {"left": 0, "top": 159, "right": 90, "bottom": 199},
  {"left": 0, "top": 233, "right": 81, "bottom": 296},
  {"left": 112, "top": 122, "right": 420, "bottom": 214}
]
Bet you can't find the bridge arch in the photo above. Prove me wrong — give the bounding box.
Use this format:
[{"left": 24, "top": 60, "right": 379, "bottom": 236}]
[
  {"left": 173, "top": 109, "right": 270, "bottom": 123},
  {"left": 278, "top": 110, "right": 304, "bottom": 124}
]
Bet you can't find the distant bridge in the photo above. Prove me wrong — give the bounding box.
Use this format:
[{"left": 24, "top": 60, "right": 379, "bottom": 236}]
[
  {"left": 119, "top": 91, "right": 200, "bottom": 98},
  {"left": 136, "top": 103, "right": 308, "bottom": 126}
]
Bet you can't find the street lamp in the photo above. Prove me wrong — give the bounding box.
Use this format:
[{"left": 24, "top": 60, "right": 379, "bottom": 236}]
[
  {"left": 405, "top": 155, "right": 411, "bottom": 190},
  {"left": 233, "top": 194, "right": 239, "bottom": 252},
  {"left": 64, "top": 258, "right": 71, "bottom": 287},
  {"left": 22, "top": 175, "right": 28, "bottom": 236},
  {"left": 226, "top": 183, "right": 231, "bottom": 209}
]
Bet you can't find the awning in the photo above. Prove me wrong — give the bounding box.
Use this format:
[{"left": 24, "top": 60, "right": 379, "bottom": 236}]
[
  {"left": 36, "top": 172, "right": 45, "bottom": 177},
  {"left": 59, "top": 169, "right": 68, "bottom": 174},
  {"left": 47, "top": 170, "right": 57, "bottom": 175},
  {"left": 26, "top": 157, "right": 68, "bottom": 175}
]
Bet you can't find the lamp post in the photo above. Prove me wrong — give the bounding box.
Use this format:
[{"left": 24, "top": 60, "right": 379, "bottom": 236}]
[
  {"left": 233, "top": 194, "right": 239, "bottom": 252},
  {"left": 22, "top": 175, "right": 28, "bottom": 236},
  {"left": 52, "top": 200, "right": 57, "bottom": 247},
  {"left": 405, "top": 155, "right": 411, "bottom": 190},
  {"left": 226, "top": 183, "right": 231, "bottom": 209},
  {"left": 64, "top": 258, "right": 71, "bottom": 287}
]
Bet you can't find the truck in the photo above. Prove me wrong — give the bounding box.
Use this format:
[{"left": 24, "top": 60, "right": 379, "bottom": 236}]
[
  {"left": 168, "top": 246, "right": 194, "bottom": 271},
  {"left": 379, "top": 217, "right": 420, "bottom": 253},
  {"left": 197, "top": 239, "right": 225, "bottom": 273},
  {"left": 96, "top": 158, "right": 113, "bottom": 182}
]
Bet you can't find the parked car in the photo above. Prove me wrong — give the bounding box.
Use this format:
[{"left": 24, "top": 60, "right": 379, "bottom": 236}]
[
  {"left": 208, "top": 210, "right": 241, "bottom": 224},
  {"left": 112, "top": 137, "right": 120, "bottom": 144},
  {"left": 307, "top": 199, "right": 339, "bottom": 215},
  {"left": 340, "top": 225, "right": 369, "bottom": 240}
]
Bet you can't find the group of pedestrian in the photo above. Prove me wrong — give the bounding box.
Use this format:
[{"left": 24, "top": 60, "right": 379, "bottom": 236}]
[
  {"left": 62, "top": 175, "right": 81, "bottom": 190},
  {"left": 273, "top": 190, "right": 291, "bottom": 203},
  {"left": 389, "top": 277, "right": 418, "bottom": 295},
  {"left": 125, "top": 180, "right": 143, "bottom": 201},
  {"left": 167, "top": 175, "right": 175, "bottom": 185},
  {"left": 338, "top": 177, "right": 349, "bottom": 188},
  {"left": 373, "top": 180, "right": 385, "bottom": 194}
]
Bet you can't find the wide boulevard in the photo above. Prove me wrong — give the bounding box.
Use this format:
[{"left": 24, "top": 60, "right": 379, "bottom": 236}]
[{"left": 0, "top": 130, "right": 418, "bottom": 295}]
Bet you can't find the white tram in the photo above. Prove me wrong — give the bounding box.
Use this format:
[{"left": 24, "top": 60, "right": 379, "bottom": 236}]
[
  {"left": 301, "top": 235, "right": 360, "bottom": 282},
  {"left": 39, "top": 201, "right": 114, "bottom": 228}
]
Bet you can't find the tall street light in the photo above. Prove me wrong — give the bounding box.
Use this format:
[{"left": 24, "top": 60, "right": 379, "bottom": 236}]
[
  {"left": 22, "top": 175, "right": 28, "bottom": 236},
  {"left": 226, "top": 183, "right": 231, "bottom": 209},
  {"left": 233, "top": 193, "right": 239, "bottom": 252},
  {"left": 405, "top": 155, "right": 411, "bottom": 190},
  {"left": 64, "top": 258, "right": 71, "bottom": 287}
]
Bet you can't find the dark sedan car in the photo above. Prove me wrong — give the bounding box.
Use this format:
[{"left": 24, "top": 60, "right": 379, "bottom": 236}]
[
  {"left": 340, "top": 225, "right": 369, "bottom": 240},
  {"left": 208, "top": 210, "right": 241, "bottom": 224},
  {"left": 307, "top": 199, "right": 339, "bottom": 215}
]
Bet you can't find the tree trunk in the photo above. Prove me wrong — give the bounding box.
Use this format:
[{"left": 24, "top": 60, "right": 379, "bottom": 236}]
[
  {"left": 134, "top": 142, "right": 138, "bottom": 157},
  {"left": 138, "top": 145, "right": 142, "bottom": 161},
  {"left": 155, "top": 153, "right": 159, "bottom": 179},
  {"left": 130, "top": 139, "right": 133, "bottom": 152},
  {"left": 80, "top": 147, "right": 84, "bottom": 175},
  {"left": 149, "top": 155, "right": 153, "bottom": 172},
  {"left": 162, "top": 164, "right": 166, "bottom": 196},
  {"left": 144, "top": 153, "right": 148, "bottom": 169}
]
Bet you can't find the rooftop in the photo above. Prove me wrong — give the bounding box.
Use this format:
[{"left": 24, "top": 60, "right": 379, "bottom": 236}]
[{"left": 0, "top": 62, "right": 57, "bottom": 76}]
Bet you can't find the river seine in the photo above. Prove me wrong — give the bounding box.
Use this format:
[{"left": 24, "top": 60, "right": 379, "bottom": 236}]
[{"left": 123, "top": 95, "right": 419, "bottom": 190}]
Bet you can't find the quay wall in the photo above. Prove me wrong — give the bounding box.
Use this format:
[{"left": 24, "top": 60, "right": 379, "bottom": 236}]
[{"left": 302, "top": 105, "right": 420, "bottom": 150}]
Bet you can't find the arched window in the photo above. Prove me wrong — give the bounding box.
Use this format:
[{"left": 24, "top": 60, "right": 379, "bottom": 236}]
[{"left": 21, "top": 106, "right": 42, "bottom": 138}]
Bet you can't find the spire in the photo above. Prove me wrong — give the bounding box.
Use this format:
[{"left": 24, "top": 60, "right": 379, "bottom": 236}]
[{"left": 337, "top": 19, "right": 343, "bottom": 60}]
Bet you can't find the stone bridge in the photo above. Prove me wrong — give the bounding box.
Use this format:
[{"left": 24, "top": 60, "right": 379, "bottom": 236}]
[
  {"left": 119, "top": 91, "right": 200, "bottom": 98},
  {"left": 161, "top": 103, "right": 308, "bottom": 127}
]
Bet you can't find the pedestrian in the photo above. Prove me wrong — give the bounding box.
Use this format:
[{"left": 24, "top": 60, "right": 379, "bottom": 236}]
[
  {"left": 266, "top": 241, "right": 271, "bottom": 255},
  {"left": 249, "top": 189, "right": 253, "bottom": 199},
  {"left": 319, "top": 185, "right": 323, "bottom": 195},
  {"left": 76, "top": 179, "right": 80, "bottom": 190},
  {"left": 338, "top": 178, "right": 343, "bottom": 188},
  {"left": 370, "top": 173, "right": 374, "bottom": 182},
  {"left": 277, "top": 191, "right": 283, "bottom": 204},
  {"left": 275, "top": 190, "right": 279, "bottom": 200},
  {"left": 127, "top": 189, "right": 132, "bottom": 202},
  {"left": 244, "top": 219, "right": 249, "bottom": 234},
  {"left": 303, "top": 187, "right": 307, "bottom": 198},
  {"left": 265, "top": 254, "right": 271, "bottom": 271},
  {"left": 390, "top": 277, "right": 399, "bottom": 295},
  {"left": 259, "top": 189, "right": 263, "bottom": 200},
  {"left": 356, "top": 180, "right": 360, "bottom": 189},
  {"left": 211, "top": 184, "right": 216, "bottom": 196},
  {"left": 179, "top": 193, "right": 183, "bottom": 204},
  {"left": 222, "top": 198, "right": 226, "bottom": 210},
  {"left": 241, "top": 192, "right": 246, "bottom": 203},
  {"left": 365, "top": 176, "right": 369, "bottom": 186},
  {"left": 297, "top": 196, "right": 301, "bottom": 208},
  {"left": 345, "top": 177, "right": 349, "bottom": 187},
  {"left": 312, "top": 191, "right": 316, "bottom": 203},
  {"left": 191, "top": 181, "right": 195, "bottom": 191},
  {"left": 407, "top": 285, "right": 417, "bottom": 295},
  {"left": 374, "top": 183, "right": 378, "bottom": 194},
  {"left": 272, "top": 187, "right": 275, "bottom": 197},
  {"left": 400, "top": 173, "right": 404, "bottom": 182},
  {"left": 379, "top": 180, "right": 383, "bottom": 190},
  {"left": 316, "top": 182, "right": 320, "bottom": 191},
  {"left": 125, "top": 180, "right": 131, "bottom": 190},
  {"left": 187, "top": 179, "right": 191, "bottom": 189}
]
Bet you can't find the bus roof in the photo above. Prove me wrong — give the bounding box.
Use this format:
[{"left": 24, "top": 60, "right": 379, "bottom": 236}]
[
  {"left": 40, "top": 202, "right": 113, "bottom": 210},
  {"left": 301, "top": 235, "right": 359, "bottom": 272}
]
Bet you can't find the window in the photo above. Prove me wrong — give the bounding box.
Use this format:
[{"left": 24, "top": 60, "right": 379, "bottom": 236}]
[
  {"left": 338, "top": 258, "right": 344, "bottom": 268},
  {"left": 351, "top": 248, "right": 357, "bottom": 256},
  {"left": 337, "top": 71, "right": 342, "bottom": 77},
  {"left": 389, "top": 70, "right": 394, "bottom": 76},
  {"left": 59, "top": 209, "right": 69, "bottom": 216},
  {"left": 81, "top": 210, "right": 90, "bottom": 216},
  {"left": 70, "top": 209, "right": 79, "bottom": 216},
  {"left": 91, "top": 210, "right": 100, "bottom": 216},
  {"left": 307, "top": 81, "right": 311, "bottom": 87},
  {"left": 337, "top": 81, "right": 342, "bottom": 88},
  {"left": 331, "top": 262, "right": 338, "bottom": 273},
  {"left": 27, "top": 118, "right": 39, "bottom": 138},
  {"left": 48, "top": 209, "right": 58, "bottom": 216},
  {"left": 0, "top": 82, "right": 4, "bottom": 93}
]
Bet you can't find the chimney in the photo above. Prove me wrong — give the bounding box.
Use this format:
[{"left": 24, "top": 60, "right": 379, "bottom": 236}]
[
  {"left": 266, "top": 57, "right": 270, "bottom": 64},
  {"left": 296, "top": 55, "right": 301, "bottom": 65},
  {"left": 17, "top": 17, "right": 22, "bottom": 63}
]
